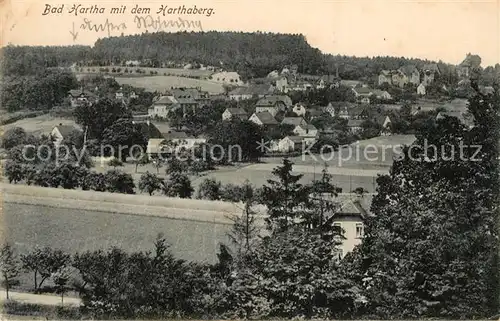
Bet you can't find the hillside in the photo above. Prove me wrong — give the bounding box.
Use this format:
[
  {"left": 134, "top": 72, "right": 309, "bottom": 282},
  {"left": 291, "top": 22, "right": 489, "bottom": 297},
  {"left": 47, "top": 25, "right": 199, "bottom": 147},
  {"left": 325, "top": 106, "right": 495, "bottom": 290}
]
[
  {"left": 91, "top": 31, "right": 325, "bottom": 78},
  {"left": 1, "top": 31, "right": 467, "bottom": 82}
]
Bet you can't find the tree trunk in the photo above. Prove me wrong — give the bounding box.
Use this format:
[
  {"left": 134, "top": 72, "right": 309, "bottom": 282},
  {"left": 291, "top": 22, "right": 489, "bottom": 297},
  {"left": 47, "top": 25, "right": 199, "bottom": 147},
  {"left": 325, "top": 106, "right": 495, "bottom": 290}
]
[
  {"left": 5, "top": 280, "right": 9, "bottom": 300},
  {"left": 34, "top": 271, "right": 38, "bottom": 292}
]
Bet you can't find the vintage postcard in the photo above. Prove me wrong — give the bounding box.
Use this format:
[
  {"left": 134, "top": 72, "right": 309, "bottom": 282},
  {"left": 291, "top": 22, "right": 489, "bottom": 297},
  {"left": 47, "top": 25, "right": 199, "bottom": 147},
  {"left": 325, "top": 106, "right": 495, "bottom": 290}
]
[{"left": 0, "top": 0, "right": 499, "bottom": 319}]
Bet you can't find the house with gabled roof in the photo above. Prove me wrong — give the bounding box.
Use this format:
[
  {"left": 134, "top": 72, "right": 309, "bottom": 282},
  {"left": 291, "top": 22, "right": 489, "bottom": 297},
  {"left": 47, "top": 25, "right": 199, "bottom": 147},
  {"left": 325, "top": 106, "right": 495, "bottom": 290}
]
[
  {"left": 228, "top": 84, "right": 274, "bottom": 101},
  {"left": 222, "top": 108, "right": 248, "bottom": 121},
  {"left": 51, "top": 124, "right": 81, "bottom": 147},
  {"left": 323, "top": 193, "right": 374, "bottom": 257},
  {"left": 281, "top": 117, "right": 307, "bottom": 127},
  {"left": 293, "top": 124, "right": 318, "bottom": 139},
  {"left": 278, "top": 135, "right": 308, "bottom": 153},
  {"left": 378, "top": 70, "right": 392, "bottom": 86},
  {"left": 422, "top": 63, "right": 441, "bottom": 85},
  {"left": 148, "top": 95, "right": 180, "bottom": 118},
  {"left": 255, "top": 95, "right": 292, "bottom": 116},
  {"left": 68, "top": 89, "right": 97, "bottom": 107},
  {"left": 398, "top": 65, "right": 420, "bottom": 85},
  {"left": 249, "top": 111, "right": 279, "bottom": 127}
]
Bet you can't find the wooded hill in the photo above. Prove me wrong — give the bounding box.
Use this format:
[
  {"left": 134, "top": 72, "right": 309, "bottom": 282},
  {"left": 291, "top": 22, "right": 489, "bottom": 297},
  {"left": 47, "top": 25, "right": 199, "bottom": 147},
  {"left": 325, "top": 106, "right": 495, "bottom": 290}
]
[{"left": 1, "top": 31, "right": 458, "bottom": 79}]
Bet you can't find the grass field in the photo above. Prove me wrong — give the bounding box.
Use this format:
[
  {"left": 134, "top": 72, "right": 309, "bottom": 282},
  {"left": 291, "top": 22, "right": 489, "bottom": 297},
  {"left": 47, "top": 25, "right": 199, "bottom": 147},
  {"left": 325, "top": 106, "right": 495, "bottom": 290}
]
[
  {"left": 0, "top": 115, "right": 79, "bottom": 136},
  {"left": 114, "top": 75, "right": 226, "bottom": 94}
]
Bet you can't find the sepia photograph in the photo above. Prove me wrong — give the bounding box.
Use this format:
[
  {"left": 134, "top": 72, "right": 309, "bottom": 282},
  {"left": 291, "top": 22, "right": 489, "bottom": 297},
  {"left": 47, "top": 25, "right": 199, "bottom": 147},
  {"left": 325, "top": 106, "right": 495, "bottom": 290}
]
[{"left": 0, "top": 0, "right": 499, "bottom": 319}]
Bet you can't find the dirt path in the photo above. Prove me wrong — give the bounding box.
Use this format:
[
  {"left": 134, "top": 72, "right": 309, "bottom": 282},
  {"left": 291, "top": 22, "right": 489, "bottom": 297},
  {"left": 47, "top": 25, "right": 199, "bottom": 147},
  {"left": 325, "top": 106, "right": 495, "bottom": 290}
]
[{"left": 0, "top": 290, "right": 81, "bottom": 306}]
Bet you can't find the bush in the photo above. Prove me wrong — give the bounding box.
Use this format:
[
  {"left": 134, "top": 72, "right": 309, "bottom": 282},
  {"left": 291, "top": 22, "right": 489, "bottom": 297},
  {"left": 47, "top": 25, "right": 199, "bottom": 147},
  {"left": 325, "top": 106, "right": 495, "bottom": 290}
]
[
  {"left": 196, "top": 178, "right": 222, "bottom": 200},
  {"left": 104, "top": 169, "right": 135, "bottom": 194}
]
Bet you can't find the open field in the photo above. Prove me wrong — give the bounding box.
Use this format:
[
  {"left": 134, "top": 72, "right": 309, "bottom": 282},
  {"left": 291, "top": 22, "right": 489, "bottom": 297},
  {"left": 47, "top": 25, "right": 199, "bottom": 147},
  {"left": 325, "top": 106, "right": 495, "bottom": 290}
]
[
  {"left": 76, "top": 66, "right": 215, "bottom": 78},
  {"left": 0, "top": 115, "right": 79, "bottom": 136},
  {"left": 3, "top": 184, "right": 238, "bottom": 265},
  {"left": 114, "top": 75, "right": 226, "bottom": 94},
  {"left": 265, "top": 135, "right": 416, "bottom": 167}
]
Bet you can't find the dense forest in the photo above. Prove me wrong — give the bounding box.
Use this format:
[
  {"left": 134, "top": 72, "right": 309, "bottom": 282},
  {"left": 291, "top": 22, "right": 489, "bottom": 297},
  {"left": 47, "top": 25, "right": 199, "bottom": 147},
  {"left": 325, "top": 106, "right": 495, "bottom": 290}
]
[{"left": 1, "top": 31, "right": 457, "bottom": 79}]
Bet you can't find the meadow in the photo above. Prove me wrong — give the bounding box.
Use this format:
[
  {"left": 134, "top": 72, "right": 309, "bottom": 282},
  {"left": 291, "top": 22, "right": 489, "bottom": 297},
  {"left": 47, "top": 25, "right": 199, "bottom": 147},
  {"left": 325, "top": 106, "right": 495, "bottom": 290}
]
[
  {"left": 0, "top": 115, "right": 79, "bottom": 136},
  {"left": 114, "top": 75, "right": 226, "bottom": 94}
]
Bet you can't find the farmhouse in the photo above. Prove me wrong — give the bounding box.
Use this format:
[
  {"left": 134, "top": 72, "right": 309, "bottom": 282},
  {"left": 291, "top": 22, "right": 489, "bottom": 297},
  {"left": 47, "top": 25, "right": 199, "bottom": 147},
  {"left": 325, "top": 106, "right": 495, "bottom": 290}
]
[
  {"left": 50, "top": 124, "right": 80, "bottom": 147},
  {"left": 209, "top": 71, "right": 244, "bottom": 86},
  {"left": 249, "top": 111, "right": 279, "bottom": 127},
  {"left": 68, "top": 89, "right": 96, "bottom": 107},
  {"left": 278, "top": 136, "right": 309, "bottom": 153},
  {"left": 222, "top": 108, "right": 248, "bottom": 121}
]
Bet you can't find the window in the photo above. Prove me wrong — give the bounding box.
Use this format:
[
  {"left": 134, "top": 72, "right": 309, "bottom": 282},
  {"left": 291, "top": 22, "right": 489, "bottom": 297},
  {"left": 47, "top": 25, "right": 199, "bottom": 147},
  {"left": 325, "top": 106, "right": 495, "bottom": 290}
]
[
  {"left": 356, "top": 223, "right": 364, "bottom": 238},
  {"left": 333, "top": 222, "right": 343, "bottom": 235}
]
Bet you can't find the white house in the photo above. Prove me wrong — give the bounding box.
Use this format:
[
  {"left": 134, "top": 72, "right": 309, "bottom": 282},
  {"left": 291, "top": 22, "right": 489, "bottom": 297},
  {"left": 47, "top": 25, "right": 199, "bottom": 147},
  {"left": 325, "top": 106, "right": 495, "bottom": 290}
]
[
  {"left": 293, "top": 124, "right": 318, "bottom": 137},
  {"left": 209, "top": 71, "right": 244, "bottom": 86},
  {"left": 275, "top": 77, "right": 289, "bottom": 93},
  {"left": 292, "top": 103, "right": 307, "bottom": 116},
  {"left": 278, "top": 136, "right": 306, "bottom": 153},
  {"left": 148, "top": 95, "right": 179, "bottom": 118},
  {"left": 417, "top": 83, "right": 426, "bottom": 96}
]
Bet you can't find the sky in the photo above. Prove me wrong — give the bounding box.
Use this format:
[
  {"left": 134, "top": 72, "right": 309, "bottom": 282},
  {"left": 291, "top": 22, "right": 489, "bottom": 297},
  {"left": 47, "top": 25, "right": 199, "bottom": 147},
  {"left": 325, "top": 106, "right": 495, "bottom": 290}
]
[{"left": 1, "top": 0, "right": 499, "bottom": 66}]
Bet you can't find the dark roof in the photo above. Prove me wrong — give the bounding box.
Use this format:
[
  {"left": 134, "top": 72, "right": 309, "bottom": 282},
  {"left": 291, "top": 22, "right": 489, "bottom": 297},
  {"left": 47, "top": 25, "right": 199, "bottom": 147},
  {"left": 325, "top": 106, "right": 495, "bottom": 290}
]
[
  {"left": 163, "top": 131, "right": 189, "bottom": 140},
  {"left": 398, "top": 64, "right": 419, "bottom": 76},
  {"left": 229, "top": 84, "right": 272, "bottom": 96},
  {"left": 347, "top": 119, "right": 364, "bottom": 127},
  {"left": 54, "top": 125, "right": 78, "bottom": 137},
  {"left": 68, "top": 89, "right": 96, "bottom": 98},
  {"left": 281, "top": 117, "right": 306, "bottom": 126},
  {"left": 225, "top": 108, "right": 247, "bottom": 115},
  {"left": 256, "top": 95, "right": 292, "bottom": 107},
  {"left": 253, "top": 111, "right": 279, "bottom": 125},
  {"left": 154, "top": 96, "right": 177, "bottom": 105},
  {"left": 422, "top": 63, "right": 440, "bottom": 74},
  {"left": 318, "top": 193, "right": 374, "bottom": 219},
  {"left": 136, "top": 122, "right": 163, "bottom": 139},
  {"left": 283, "top": 135, "right": 305, "bottom": 143}
]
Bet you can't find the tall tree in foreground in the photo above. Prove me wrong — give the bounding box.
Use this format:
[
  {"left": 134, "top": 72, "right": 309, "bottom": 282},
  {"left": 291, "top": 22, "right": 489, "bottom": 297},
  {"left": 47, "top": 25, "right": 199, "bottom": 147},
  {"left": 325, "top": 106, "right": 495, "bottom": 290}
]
[
  {"left": 261, "top": 158, "right": 307, "bottom": 232},
  {"left": 227, "top": 181, "right": 261, "bottom": 260},
  {"left": 346, "top": 83, "right": 499, "bottom": 318},
  {"left": 306, "top": 163, "right": 342, "bottom": 237}
]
